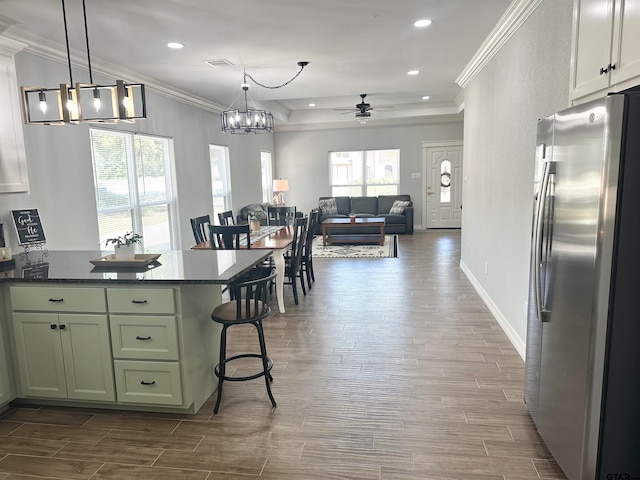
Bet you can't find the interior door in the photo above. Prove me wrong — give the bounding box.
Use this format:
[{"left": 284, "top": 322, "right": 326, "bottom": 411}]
[{"left": 425, "top": 146, "right": 463, "bottom": 228}]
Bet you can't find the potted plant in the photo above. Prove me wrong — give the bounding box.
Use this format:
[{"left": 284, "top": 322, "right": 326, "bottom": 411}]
[
  {"left": 248, "top": 210, "right": 264, "bottom": 232},
  {"left": 105, "top": 231, "right": 143, "bottom": 261},
  {"left": 349, "top": 210, "right": 357, "bottom": 222}
]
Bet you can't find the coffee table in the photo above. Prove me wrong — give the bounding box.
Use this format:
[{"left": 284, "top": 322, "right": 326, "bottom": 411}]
[{"left": 321, "top": 217, "right": 386, "bottom": 246}]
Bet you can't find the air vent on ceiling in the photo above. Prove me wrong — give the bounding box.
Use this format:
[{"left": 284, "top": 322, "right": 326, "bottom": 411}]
[{"left": 204, "top": 59, "right": 235, "bottom": 68}]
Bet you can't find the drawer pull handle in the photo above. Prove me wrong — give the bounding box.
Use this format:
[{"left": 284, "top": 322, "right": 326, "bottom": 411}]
[
  {"left": 136, "top": 336, "right": 152, "bottom": 341},
  {"left": 50, "top": 324, "right": 57, "bottom": 330},
  {"left": 59, "top": 324, "right": 66, "bottom": 330},
  {"left": 48, "top": 298, "right": 64, "bottom": 302},
  {"left": 140, "top": 380, "right": 156, "bottom": 386},
  {"left": 131, "top": 300, "right": 148, "bottom": 304}
]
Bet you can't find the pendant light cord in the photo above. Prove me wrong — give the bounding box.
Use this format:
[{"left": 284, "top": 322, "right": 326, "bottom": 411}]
[
  {"left": 244, "top": 62, "right": 308, "bottom": 90},
  {"left": 81, "top": 0, "right": 94, "bottom": 83},
  {"left": 61, "top": 0, "right": 73, "bottom": 86}
]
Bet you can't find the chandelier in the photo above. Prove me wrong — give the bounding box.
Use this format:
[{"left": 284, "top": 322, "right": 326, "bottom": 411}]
[
  {"left": 221, "top": 61, "right": 308, "bottom": 134},
  {"left": 20, "top": 0, "right": 146, "bottom": 125}
]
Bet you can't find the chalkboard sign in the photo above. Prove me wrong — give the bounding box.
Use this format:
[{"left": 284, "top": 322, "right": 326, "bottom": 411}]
[
  {"left": 22, "top": 263, "right": 49, "bottom": 280},
  {"left": 12, "top": 209, "right": 46, "bottom": 246}
]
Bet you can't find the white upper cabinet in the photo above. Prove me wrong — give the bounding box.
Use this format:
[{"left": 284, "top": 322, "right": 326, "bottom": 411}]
[
  {"left": 610, "top": 0, "right": 640, "bottom": 85},
  {"left": 571, "top": 0, "right": 640, "bottom": 102}
]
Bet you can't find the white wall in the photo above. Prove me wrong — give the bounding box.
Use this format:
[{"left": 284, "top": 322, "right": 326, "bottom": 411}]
[
  {"left": 0, "top": 50, "right": 274, "bottom": 251},
  {"left": 274, "top": 119, "right": 464, "bottom": 220},
  {"left": 460, "top": 0, "right": 573, "bottom": 355}
]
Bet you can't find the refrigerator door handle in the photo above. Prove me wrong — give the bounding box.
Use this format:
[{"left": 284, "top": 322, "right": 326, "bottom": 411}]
[{"left": 534, "top": 161, "right": 554, "bottom": 322}]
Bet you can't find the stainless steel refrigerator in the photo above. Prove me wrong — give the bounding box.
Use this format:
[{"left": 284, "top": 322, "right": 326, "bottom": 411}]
[{"left": 525, "top": 91, "right": 640, "bottom": 480}]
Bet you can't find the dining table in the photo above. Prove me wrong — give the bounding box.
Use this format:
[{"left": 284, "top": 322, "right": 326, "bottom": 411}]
[{"left": 191, "top": 225, "right": 294, "bottom": 313}]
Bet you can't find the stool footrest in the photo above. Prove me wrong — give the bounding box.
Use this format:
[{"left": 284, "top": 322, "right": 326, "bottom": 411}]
[{"left": 214, "top": 353, "right": 274, "bottom": 382}]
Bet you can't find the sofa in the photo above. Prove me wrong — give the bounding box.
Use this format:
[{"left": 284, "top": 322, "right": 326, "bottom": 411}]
[{"left": 316, "top": 194, "right": 413, "bottom": 235}]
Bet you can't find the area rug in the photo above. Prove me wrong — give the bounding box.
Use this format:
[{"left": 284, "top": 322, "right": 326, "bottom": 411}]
[{"left": 312, "top": 235, "right": 398, "bottom": 258}]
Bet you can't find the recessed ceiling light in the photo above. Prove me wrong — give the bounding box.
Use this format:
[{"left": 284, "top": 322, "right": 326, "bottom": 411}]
[
  {"left": 167, "top": 42, "right": 184, "bottom": 49},
  {"left": 422, "top": 96, "right": 430, "bottom": 100},
  {"left": 308, "top": 103, "right": 316, "bottom": 107},
  {"left": 414, "top": 19, "right": 432, "bottom": 27},
  {"left": 407, "top": 70, "right": 420, "bottom": 76}
]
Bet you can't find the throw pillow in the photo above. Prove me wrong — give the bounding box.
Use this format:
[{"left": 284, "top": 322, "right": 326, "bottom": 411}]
[
  {"left": 319, "top": 198, "right": 338, "bottom": 215},
  {"left": 389, "top": 200, "right": 410, "bottom": 214}
]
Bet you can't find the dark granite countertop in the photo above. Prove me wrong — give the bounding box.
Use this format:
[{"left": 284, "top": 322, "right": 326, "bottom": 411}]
[{"left": 0, "top": 249, "right": 272, "bottom": 285}]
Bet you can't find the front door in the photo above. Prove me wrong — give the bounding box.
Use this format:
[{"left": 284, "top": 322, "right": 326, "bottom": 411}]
[{"left": 424, "top": 145, "right": 463, "bottom": 229}]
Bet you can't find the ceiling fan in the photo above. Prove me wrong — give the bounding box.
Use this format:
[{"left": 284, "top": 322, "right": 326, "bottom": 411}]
[{"left": 334, "top": 94, "right": 391, "bottom": 124}]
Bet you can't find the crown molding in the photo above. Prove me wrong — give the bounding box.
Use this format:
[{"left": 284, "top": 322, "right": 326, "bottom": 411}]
[
  {"left": 0, "top": 29, "right": 227, "bottom": 113},
  {"left": 0, "top": 35, "right": 27, "bottom": 56},
  {"left": 456, "top": 0, "right": 543, "bottom": 88},
  {"left": 275, "top": 113, "right": 464, "bottom": 133}
]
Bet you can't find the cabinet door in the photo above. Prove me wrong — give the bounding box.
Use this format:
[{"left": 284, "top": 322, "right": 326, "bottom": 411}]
[
  {"left": 610, "top": 0, "right": 640, "bottom": 85},
  {"left": 571, "top": 0, "right": 615, "bottom": 99},
  {"left": 12, "top": 312, "right": 67, "bottom": 398},
  {"left": 59, "top": 314, "right": 115, "bottom": 402},
  {"left": 0, "top": 334, "right": 12, "bottom": 406}
]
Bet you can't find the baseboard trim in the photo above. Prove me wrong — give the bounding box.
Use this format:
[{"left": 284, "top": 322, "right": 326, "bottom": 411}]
[{"left": 459, "top": 260, "right": 526, "bottom": 360}]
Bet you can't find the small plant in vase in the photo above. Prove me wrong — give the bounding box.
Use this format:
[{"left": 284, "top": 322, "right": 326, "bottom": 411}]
[
  {"left": 105, "top": 231, "right": 143, "bottom": 261},
  {"left": 249, "top": 210, "right": 264, "bottom": 232},
  {"left": 349, "top": 210, "right": 357, "bottom": 222}
]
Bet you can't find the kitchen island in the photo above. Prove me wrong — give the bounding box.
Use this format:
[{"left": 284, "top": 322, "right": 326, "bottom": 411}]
[{"left": 0, "top": 249, "right": 272, "bottom": 414}]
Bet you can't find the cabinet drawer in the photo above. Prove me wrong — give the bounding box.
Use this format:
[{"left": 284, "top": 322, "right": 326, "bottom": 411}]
[
  {"left": 107, "top": 288, "right": 175, "bottom": 314},
  {"left": 10, "top": 286, "right": 106, "bottom": 313},
  {"left": 110, "top": 316, "right": 179, "bottom": 360},
  {"left": 114, "top": 360, "right": 182, "bottom": 406}
]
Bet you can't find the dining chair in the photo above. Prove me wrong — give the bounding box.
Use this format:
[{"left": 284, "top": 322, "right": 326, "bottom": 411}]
[
  {"left": 268, "top": 206, "right": 296, "bottom": 226},
  {"left": 217, "top": 210, "right": 235, "bottom": 226},
  {"left": 300, "top": 208, "right": 319, "bottom": 290},
  {"left": 209, "top": 224, "right": 250, "bottom": 250},
  {"left": 283, "top": 216, "right": 308, "bottom": 305},
  {"left": 210, "top": 267, "right": 278, "bottom": 414},
  {"left": 190, "top": 215, "right": 211, "bottom": 244},
  {"left": 208, "top": 224, "right": 273, "bottom": 289}
]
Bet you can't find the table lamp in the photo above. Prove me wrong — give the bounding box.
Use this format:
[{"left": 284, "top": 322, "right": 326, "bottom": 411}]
[{"left": 273, "top": 179, "right": 289, "bottom": 205}]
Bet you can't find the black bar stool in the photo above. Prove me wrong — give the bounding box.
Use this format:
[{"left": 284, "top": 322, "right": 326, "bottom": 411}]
[{"left": 211, "top": 268, "right": 278, "bottom": 414}]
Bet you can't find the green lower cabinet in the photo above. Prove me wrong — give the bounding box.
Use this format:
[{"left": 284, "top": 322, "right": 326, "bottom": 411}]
[
  {"left": 12, "top": 312, "right": 115, "bottom": 401},
  {"left": 113, "top": 360, "right": 182, "bottom": 405},
  {"left": 0, "top": 335, "right": 13, "bottom": 406}
]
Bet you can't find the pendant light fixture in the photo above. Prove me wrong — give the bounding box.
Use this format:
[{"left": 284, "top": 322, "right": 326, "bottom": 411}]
[
  {"left": 20, "top": 0, "right": 146, "bottom": 125},
  {"left": 20, "top": 0, "right": 79, "bottom": 125},
  {"left": 221, "top": 61, "right": 308, "bottom": 134},
  {"left": 220, "top": 72, "right": 274, "bottom": 134}
]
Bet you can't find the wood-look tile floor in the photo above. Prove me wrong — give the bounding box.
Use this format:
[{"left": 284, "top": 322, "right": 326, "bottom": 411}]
[{"left": 0, "top": 230, "right": 567, "bottom": 479}]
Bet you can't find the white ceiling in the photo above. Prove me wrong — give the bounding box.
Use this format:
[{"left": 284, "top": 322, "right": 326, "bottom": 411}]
[{"left": 0, "top": 0, "right": 513, "bottom": 129}]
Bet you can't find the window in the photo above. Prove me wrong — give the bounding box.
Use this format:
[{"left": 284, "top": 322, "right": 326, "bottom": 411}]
[
  {"left": 261, "top": 151, "right": 273, "bottom": 203},
  {"left": 440, "top": 159, "right": 452, "bottom": 203},
  {"left": 90, "top": 129, "right": 177, "bottom": 251},
  {"left": 330, "top": 149, "right": 399, "bottom": 196},
  {"left": 210, "top": 145, "right": 232, "bottom": 218}
]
